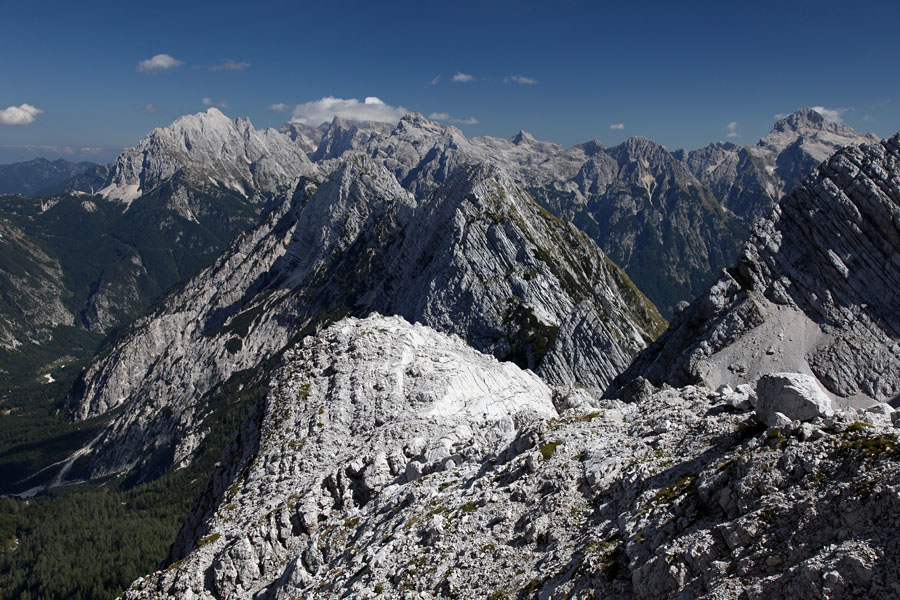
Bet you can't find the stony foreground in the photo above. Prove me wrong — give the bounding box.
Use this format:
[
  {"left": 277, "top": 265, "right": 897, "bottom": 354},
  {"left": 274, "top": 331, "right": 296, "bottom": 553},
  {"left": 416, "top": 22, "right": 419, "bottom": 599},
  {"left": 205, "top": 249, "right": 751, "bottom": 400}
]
[{"left": 124, "top": 316, "right": 900, "bottom": 599}]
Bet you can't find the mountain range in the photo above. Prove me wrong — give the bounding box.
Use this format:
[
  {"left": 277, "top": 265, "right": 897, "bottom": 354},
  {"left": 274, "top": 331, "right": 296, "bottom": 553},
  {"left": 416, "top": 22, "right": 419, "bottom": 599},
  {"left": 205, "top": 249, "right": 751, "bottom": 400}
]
[
  {"left": 117, "top": 130, "right": 900, "bottom": 600},
  {"left": 0, "top": 106, "right": 895, "bottom": 600}
]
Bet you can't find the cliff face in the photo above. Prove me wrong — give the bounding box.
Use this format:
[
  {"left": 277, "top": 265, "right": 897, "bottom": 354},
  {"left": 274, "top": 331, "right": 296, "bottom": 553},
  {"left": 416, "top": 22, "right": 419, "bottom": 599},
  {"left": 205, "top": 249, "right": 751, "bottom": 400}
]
[{"left": 607, "top": 134, "right": 900, "bottom": 407}]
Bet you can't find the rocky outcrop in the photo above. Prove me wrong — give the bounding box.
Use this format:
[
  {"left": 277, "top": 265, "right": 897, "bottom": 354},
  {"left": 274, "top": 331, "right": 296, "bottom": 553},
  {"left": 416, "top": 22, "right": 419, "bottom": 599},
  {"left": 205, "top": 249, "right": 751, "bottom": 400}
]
[
  {"left": 607, "top": 133, "right": 900, "bottom": 407},
  {"left": 756, "top": 373, "right": 834, "bottom": 427},
  {"left": 124, "top": 316, "right": 900, "bottom": 599},
  {"left": 65, "top": 154, "right": 663, "bottom": 481}
]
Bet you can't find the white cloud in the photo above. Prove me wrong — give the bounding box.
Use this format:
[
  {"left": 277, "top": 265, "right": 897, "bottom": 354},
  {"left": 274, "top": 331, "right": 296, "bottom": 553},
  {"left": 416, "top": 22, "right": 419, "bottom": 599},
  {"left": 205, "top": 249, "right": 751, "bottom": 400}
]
[
  {"left": 773, "top": 112, "right": 789, "bottom": 120},
  {"left": 504, "top": 75, "right": 536, "bottom": 85},
  {"left": 135, "top": 103, "right": 158, "bottom": 114},
  {"left": 288, "top": 96, "right": 409, "bottom": 125},
  {"left": 428, "top": 112, "right": 479, "bottom": 126},
  {"left": 211, "top": 59, "right": 250, "bottom": 71},
  {"left": 430, "top": 75, "right": 441, "bottom": 86},
  {"left": 202, "top": 97, "right": 230, "bottom": 109},
  {"left": 80, "top": 147, "right": 104, "bottom": 155},
  {"left": 609, "top": 123, "right": 625, "bottom": 131},
  {"left": 863, "top": 114, "right": 875, "bottom": 122},
  {"left": 811, "top": 106, "right": 848, "bottom": 123},
  {"left": 726, "top": 121, "right": 740, "bottom": 138},
  {"left": 136, "top": 54, "right": 185, "bottom": 73},
  {"left": 268, "top": 103, "right": 292, "bottom": 112},
  {"left": 0, "top": 103, "right": 44, "bottom": 125},
  {"left": 452, "top": 72, "right": 475, "bottom": 83}
]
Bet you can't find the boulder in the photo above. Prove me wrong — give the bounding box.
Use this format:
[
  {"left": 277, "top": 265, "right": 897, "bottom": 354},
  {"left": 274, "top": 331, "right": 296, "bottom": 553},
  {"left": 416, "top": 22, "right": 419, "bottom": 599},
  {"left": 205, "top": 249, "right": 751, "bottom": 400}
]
[{"left": 755, "top": 373, "right": 833, "bottom": 427}]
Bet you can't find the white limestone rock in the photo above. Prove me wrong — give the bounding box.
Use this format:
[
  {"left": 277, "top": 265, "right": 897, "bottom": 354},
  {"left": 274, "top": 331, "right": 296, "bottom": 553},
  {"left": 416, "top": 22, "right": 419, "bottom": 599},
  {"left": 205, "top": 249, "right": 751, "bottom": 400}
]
[
  {"left": 756, "top": 373, "right": 834, "bottom": 427},
  {"left": 99, "top": 108, "right": 320, "bottom": 204},
  {"left": 123, "top": 360, "right": 900, "bottom": 600}
]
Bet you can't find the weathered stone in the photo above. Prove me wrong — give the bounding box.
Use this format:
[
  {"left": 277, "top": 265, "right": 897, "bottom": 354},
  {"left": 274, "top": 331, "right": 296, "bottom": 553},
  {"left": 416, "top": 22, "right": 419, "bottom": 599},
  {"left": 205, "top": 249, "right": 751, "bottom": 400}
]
[{"left": 756, "top": 373, "right": 833, "bottom": 426}]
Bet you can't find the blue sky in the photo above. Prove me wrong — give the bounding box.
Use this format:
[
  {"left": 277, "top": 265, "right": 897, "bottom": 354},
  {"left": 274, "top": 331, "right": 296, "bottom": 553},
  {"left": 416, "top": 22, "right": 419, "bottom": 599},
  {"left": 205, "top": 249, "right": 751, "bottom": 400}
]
[{"left": 1, "top": 0, "right": 899, "bottom": 163}]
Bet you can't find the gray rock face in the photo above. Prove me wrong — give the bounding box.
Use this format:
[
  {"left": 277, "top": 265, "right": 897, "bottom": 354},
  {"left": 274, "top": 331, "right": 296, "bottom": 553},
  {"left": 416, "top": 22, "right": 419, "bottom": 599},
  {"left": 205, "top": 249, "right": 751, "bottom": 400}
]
[
  {"left": 66, "top": 154, "right": 663, "bottom": 481},
  {"left": 309, "top": 118, "right": 394, "bottom": 162},
  {"left": 756, "top": 373, "right": 834, "bottom": 427},
  {"left": 99, "top": 108, "right": 319, "bottom": 203},
  {"left": 607, "top": 133, "right": 900, "bottom": 407},
  {"left": 0, "top": 217, "right": 74, "bottom": 349},
  {"left": 123, "top": 318, "right": 900, "bottom": 599}
]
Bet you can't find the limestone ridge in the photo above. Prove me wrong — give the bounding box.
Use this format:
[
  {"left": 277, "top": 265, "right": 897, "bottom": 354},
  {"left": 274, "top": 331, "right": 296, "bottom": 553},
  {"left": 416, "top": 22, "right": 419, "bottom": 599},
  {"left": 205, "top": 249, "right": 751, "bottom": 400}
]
[
  {"left": 97, "top": 108, "right": 320, "bottom": 204},
  {"left": 680, "top": 108, "right": 879, "bottom": 223},
  {"left": 124, "top": 315, "right": 900, "bottom": 599},
  {"left": 66, "top": 155, "right": 663, "bottom": 481},
  {"left": 303, "top": 114, "right": 746, "bottom": 317},
  {"left": 280, "top": 110, "right": 870, "bottom": 316},
  {"left": 129, "top": 315, "right": 559, "bottom": 599},
  {"left": 607, "top": 133, "right": 900, "bottom": 406}
]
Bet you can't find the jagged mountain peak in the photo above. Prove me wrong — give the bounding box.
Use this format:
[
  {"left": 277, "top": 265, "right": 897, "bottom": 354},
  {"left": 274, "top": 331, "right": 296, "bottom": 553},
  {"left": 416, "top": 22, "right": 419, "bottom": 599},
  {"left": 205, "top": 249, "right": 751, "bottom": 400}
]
[
  {"left": 771, "top": 107, "right": 850, "bottom": 135},
  {"left": 618, "top": 135, "right": 668, "bottom": 155},
  {"left": 760, "top": 107, "right": 878, "bottom": 153},
  {"left": 309, "top": 117, "right": 394, "bottom": 162},
  {"left": 510, "top": 130, "right": 536, "bottom": 145},
  {"left": 397, "top": 113, "right": 460, "bottom": 138},
  {"left": 575, "top": 138, "right": 605, "bottom": 155},
  {"left": 681, "top": 108, "right": 879, "bottom": 223},
  {"left": 98, "top": 109, "right": 318, "bottom": 203}
]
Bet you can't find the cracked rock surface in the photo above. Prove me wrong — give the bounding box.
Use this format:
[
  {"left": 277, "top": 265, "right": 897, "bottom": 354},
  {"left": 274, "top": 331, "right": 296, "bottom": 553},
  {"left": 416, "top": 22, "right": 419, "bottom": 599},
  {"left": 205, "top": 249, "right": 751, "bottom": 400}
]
[{"left": 124, "top": 315, "right": 900, "bottom": 600}]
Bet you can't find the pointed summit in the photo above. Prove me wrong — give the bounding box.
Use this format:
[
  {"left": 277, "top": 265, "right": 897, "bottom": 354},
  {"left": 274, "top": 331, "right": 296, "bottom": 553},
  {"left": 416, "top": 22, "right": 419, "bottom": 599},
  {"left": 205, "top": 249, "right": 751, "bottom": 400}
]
[
  {"left": 97, "top": 110, "right": 318, "bottom": 203},
  {"left": 511, "top": 130, "right": 536, "bottom": 145}
]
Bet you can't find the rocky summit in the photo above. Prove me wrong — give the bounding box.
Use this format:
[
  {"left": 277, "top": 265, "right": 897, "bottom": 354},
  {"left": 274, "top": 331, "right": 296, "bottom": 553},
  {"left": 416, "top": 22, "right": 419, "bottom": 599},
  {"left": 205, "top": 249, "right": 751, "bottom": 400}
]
[
  {"left": 64, "top": 152, "right": 663, "bottom": 483},
  {"left": 608, "top": 133, "right": 900, "bottom": 407},
  {"left": 123, "top": 315, "right": 900, "bottom": 600},
  {"left": 680, "top": 108, "right": 879, "bottom": 224},
  {"left": 97, "top": 108, "right": 319, "bottom": 204}
]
